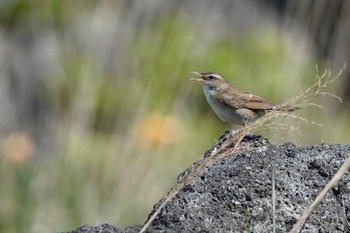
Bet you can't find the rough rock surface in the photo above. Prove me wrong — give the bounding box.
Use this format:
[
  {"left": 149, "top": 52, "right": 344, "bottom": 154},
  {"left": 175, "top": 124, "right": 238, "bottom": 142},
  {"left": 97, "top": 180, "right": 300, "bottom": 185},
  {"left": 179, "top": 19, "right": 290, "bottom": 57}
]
[{"left": 68, "top": 131, "right": 350, "bottom": 233}]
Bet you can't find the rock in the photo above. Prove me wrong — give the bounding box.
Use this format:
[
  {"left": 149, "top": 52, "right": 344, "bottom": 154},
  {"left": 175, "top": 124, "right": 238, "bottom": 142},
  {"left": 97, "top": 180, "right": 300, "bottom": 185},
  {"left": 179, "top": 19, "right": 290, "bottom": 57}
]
[
  {"left": 67, "top": 131, "right": 350, "bottom": 233},
  {"left": 66, "top": 224, "right": 140, "bottom": 233}
]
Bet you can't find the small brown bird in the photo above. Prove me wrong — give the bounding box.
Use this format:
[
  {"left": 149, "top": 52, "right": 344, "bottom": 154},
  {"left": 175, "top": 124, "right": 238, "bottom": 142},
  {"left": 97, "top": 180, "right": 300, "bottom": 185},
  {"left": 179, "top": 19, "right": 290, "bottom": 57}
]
[{"left": 191, "top": 72, "right": 298, "bottom": 126}]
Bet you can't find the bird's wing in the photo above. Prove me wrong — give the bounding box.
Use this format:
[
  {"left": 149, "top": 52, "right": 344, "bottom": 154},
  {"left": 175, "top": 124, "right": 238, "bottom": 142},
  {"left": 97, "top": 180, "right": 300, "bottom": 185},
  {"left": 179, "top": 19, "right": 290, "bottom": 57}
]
[{"left": 216, "top": 86, "right": 276, "bottom": 110}]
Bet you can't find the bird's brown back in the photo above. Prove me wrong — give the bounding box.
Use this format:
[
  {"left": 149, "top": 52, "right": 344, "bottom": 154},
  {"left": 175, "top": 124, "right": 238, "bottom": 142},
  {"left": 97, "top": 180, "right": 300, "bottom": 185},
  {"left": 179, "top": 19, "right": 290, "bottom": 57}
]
[{"left": 214, "top": 85, "right": 277, "bottom": 110}]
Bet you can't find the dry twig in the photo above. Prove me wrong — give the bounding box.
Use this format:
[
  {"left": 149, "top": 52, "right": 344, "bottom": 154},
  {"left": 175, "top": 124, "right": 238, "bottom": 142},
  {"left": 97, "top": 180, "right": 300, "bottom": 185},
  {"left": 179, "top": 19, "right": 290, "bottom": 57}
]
[
  {"left": 289, "top": 154, "right": 350, "bottom": 233},
  {"left": 139, "top": 64, "right": 346, "bottom": 233}
]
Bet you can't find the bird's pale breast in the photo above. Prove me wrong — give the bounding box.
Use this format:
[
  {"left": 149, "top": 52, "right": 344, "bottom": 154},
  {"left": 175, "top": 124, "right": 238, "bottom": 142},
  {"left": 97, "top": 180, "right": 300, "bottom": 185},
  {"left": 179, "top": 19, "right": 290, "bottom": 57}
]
[{"left": 202, "top": 85, "right": 251, "bottom": 125}]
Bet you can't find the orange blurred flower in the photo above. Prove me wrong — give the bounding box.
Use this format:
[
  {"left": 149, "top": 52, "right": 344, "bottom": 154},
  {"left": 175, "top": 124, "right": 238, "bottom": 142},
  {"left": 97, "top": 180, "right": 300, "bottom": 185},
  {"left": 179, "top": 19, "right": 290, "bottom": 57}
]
[
  {"left": 135, "top": 113, "right": 183, "bottom": 150},
  {"left": 1, "top": 132, "right": 34, "bottom": 164}
]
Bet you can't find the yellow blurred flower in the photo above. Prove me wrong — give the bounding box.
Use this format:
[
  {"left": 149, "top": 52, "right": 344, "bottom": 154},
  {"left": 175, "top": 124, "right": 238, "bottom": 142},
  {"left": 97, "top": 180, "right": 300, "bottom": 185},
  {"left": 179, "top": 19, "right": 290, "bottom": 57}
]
[
  {"left": 135, "top": 113, "right": 183, "bottom": 150},
  {"left": 1, "top": 132, "right": 34, "bottom": 164}
]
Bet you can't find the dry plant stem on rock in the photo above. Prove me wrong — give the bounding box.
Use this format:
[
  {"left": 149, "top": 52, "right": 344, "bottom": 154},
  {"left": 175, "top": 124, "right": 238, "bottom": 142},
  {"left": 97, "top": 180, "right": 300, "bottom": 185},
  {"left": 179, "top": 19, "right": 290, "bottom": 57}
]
[
  {"left": 139, "top": 64, "right": 346, "bottom": 233},
  {"left": 289, "top": 154, "right": 350, "bottom": 233},
  {"left": 139, "top": 128, "right": 248, "bottom": 233}
]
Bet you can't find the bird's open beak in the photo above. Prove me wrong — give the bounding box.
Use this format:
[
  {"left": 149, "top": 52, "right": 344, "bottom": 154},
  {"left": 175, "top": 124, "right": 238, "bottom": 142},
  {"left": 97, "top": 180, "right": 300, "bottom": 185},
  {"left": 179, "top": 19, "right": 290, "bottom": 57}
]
[{"left": 190, "top": 71, "right": 204, "bottom": 82}]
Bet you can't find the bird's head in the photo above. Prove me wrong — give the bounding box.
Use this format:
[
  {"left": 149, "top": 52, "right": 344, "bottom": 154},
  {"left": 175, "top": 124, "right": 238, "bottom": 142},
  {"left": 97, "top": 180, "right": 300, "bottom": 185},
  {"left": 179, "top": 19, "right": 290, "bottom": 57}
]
[{"left": 190, "top": 72, "right": 226, "bottom": 89}]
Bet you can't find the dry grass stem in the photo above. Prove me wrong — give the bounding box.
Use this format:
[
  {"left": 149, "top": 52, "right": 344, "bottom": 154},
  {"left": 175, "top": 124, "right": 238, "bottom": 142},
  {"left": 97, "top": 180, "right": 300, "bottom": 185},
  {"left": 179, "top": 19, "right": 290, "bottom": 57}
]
[
  {"left": 342, "top": 197, "right": 350, "bottom": 231},
  {"left": 139, "top": 65, "right": 346, "bottom": 233},
  {"left": 272, "top": 166, "right": 276, "bottom": 233},
  {"left": 289, "top": 154, "right": 350, "bottom": 233}
]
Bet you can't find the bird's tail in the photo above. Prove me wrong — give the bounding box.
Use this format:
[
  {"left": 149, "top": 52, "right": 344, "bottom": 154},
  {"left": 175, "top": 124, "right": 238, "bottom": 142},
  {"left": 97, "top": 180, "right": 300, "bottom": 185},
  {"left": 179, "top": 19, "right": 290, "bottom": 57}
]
[{"left": 273, "top": 104, "right": 302, "bottom": 112}]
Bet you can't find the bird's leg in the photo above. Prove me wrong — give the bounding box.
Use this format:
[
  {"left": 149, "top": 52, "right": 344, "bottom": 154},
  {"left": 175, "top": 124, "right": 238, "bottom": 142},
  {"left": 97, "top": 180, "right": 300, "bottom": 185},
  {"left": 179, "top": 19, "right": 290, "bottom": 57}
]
[{"left": 203, "top": 128, "right": 237, "bottom": 158}]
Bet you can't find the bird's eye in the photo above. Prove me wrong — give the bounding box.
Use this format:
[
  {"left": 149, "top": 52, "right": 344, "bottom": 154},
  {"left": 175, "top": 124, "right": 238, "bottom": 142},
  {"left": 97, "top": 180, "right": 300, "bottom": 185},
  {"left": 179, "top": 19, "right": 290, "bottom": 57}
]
[{"left": 208, "top": 75, "right": 215, "bottom": 80}]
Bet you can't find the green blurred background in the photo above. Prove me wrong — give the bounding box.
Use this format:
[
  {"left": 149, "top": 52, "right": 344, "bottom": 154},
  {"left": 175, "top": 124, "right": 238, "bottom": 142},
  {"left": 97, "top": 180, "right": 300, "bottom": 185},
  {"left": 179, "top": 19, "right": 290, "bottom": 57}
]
[{"left": 0, "top": 0, "right": 349, "bottom": 232}]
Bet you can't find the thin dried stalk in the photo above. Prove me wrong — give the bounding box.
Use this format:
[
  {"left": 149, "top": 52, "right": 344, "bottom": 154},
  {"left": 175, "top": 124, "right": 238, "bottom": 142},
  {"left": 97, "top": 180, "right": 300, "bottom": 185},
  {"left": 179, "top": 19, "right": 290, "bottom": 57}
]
[
  {"left": 139, "top": 64, "right": 346, "bottom": 233},
  {"left": 288, "top": 154, "right": 350, "bottom": 233}
]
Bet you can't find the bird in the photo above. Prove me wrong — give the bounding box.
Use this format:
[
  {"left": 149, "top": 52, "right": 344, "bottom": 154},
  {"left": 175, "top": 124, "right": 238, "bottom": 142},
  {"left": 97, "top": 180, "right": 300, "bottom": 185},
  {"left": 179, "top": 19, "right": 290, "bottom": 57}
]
[{"left": 191, "top": 71, "right": 299, "bottom": 126}]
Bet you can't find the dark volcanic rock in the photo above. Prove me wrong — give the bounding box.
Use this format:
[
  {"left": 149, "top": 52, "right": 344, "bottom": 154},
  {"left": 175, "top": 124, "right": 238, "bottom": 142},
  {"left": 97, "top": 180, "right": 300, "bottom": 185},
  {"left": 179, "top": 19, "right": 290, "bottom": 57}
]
[
  {"left": 67, "top": 224, "right": 141, "bottom": 233},
  {"left": 68, "top": 131, "right": 350, "bottom": 233}
]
